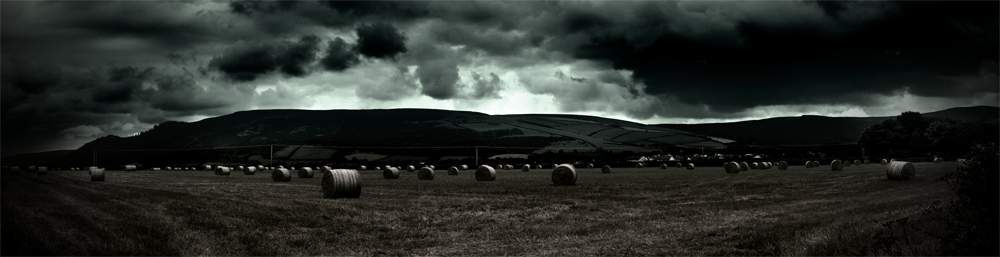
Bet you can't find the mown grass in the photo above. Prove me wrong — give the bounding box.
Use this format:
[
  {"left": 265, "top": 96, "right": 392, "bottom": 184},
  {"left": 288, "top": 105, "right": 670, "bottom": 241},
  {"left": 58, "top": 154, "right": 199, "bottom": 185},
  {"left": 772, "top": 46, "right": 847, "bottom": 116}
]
[{"left": 1, "top": 163, "right": 958, "bottom": 255}]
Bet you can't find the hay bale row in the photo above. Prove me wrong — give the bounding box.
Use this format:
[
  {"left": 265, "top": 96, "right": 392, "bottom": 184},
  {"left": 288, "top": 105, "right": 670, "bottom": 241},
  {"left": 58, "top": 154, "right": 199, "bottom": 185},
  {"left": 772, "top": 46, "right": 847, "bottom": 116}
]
[
  {"left": 383, "top": 167, "right": 400, "bottom": 179},
  {"left": 831, "top": 159, "right": 844, "bottom": 171},
  {"left": 417, "top": 167, "right": 435, "bottom": 180},
  {"left": 724, "top": 162, "right": 739, "bottom": 173},
  {"left": 777, "top": 161, "right": 788, "bottom": 170},
  {"left": 552, "top": 164, "right": 577, "bottom": 186},
  {"left": 886, "top": 161, "right": 915, "bottom": 181},
  {"left": 272, "top": 168, "right": 291, "bottom": 182},
  {"left": 476, "top": 165, "right": 496, "bottom": 181},
  {"left": 321, "top": 169, "right": 361, "bottom": 198}
]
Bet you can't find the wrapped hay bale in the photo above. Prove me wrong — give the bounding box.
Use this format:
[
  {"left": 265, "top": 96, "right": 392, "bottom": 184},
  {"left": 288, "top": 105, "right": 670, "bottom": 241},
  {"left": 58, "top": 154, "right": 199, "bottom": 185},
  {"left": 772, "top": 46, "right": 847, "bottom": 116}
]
[
  {"left": 475, "top": 165, "right": 496, "bottom": 181},
  {"left": 601, "top": 165, "right": 612, "bottom": 173},
  {"left": 91, "top": 168, "right": 105, "bottom": 182},
  {"left": 660, "top": 163, "right": 668, "bottom": 169},
  {"left": 417, "top": 167, "right": 435, "bottom": 180},
  {"left": 215, "top": 166, "right": 232, "bottom": 176},
  {"left": 321, "top": 169, "right": 361, "bottom": 199},
  {"left": 271, "top": 168, "right": 292, "bottom": 182},
  {"left": 244, "top": 166, "right": 257, "bottom": 175},
  {"left": 406, "top": 165, "right": 415, "bottom": 172},
  {"left": 886, "top": 161, "right": 915, "bottom": 181},
  {"left": 552, "top": 164, "right": 577, "bottom": 186},
  {"left": 124, "top": 165, "right": 137, "bottom": 171},
  {"left": 831, "top": 160, "right": 844, "bottom": 171},
  {"left": 777, "top": 161, "right": 788, "bottom": 170},
  {"left": 298, "top": 167, "right": 315, "bottom": 178},
  {"left": 686, "top": 163, "right": 695, "bottom": 170},
  {"left": 738, "top": 162, "right": 749, "bottom": 171},
  {"left": 724, "top": 162, "right": 740, "bottom": 173},
  {"left": 521, "top": 164, "right": 530, "bottom": 172},
  {"left": 383, "top": 167, "right": 400, "bottom": 179},
  {"left": 448, "top": 166, "right": 459, "bottom": 175}
]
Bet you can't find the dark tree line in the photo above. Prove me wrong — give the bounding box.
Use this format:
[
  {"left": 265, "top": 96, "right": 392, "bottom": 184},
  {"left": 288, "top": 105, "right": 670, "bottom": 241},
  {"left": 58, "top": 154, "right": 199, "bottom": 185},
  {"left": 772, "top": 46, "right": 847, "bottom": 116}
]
[{"left": 858, "top": 111, "right": 998, "bottom": 158}]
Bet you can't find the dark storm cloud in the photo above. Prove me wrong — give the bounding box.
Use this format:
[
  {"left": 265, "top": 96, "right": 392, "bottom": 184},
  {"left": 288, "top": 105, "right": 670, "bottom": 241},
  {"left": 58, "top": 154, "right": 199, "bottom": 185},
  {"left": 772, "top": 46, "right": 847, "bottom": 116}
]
[
  {"left": 416, "top": 58, "right": 460, "bottom": 100},
  {"left": 469, "top": 72, "right": 503, "bottom": 99},
  {"left": 208, "top": 35, "right": 322, "bottom": 81},
  {"left": 320, "top": 37, "right": 360, "bottom": 72},
  {"left": 355, "top": 23, "right": 409, "bottom": 59}
]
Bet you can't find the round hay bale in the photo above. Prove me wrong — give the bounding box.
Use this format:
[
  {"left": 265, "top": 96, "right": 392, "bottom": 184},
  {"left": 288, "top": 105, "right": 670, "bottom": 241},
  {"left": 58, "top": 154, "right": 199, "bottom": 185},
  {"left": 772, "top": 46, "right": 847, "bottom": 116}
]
[
  {"left": 933, "top": 157, "right": 942, "bottom": 163},
  {"left": 660, "top": 163, "right": 668, "bottom": 169},
  {"left": 750, "top": 162, "right": 759, "bottom": 169},
  {"left": 552, "top": 164, "right": 577, "bottom": 186},
  {"left": 152, "top": 167, "right": 161, "bottom": 171},
  {"left": 383, "top": 167, "right": 400, "bottom": 179},
  {"left": 215, "top": 166, "right": 232, "bottom": 176},
  {"left": 831, "top": 159, "right": 844, "bottom": 171},
  {"left": 460, "top": 164, "right": 468, "bottom": 170},
  {"left": 37, "top": 166, "right": 48, "bottom": 175},
  {"left": 298, "top": 167, "right": 315, "bottom": 178},
  {"left": 886, "top": 161, "right": 915, "bottom": 181},
  {"left": 359, "top": 165, "right": 367, "bottom": 170},
  {"left": 536, "top": 165, "right": 543, "bottom": 169},
  {"left": 507, "top": 164, "right": 515, "bottom": 170},
  {"left": 587, "top": 163, "right": 594, "bottom": 168},
  {"left": 203, "top": 165, "right": 211, "bottom": 170},
  {"left": 417, "top": 167, "right": 435, "bottom": 180},
  {"left": 244, "top": 166, "right": 257, "bottom": 175},
  {"left": 636, "top": 163, "right": 645, "bottom": 168},
  {"left": 601, "top": 165, "right": 611, "bottom": 173},
  {"left": 91, "top": 168, "right": 105, "bottom": 182},
  {"left": 675, "top": 162, "right": 682, "bottom": 168},
  {"left": 257, "top": 165, "right": 265, "bottom": 170},
  {"left": 724, "top": 162, "right": 740, "bottom": 173},
  {"left": 406, "top": 165, "right": 415, "bottom": 172},
  {"left": 475, "top": 165, "right": 496, "bottom": 181},
  {"left": 448, "top": 166, "right": 459, "bottom": 175},
  {"left": 853, "top": 160, "right": 861, "bottom": 165},
  {"left": 124, "top": 165, "right": 137, "bottom": 171},
  {"left": 686, "top": 163, "right": 695, "bottom": 170},
  {"left": 864, "top": 159, "right": 870, "bottom": 164},
  {"left": 844, "top": 160, "right": 852, "bottom": 167},
  {"left": 521, "top": 164, "right": 530, "bottom": 172},
  {"left": 738, "top": 162, "right": 749, "bottom": 171},
  {"left": 777, "top": 161, "right": 788, "bottom": 170},
  {"left": 429, "top": 165, "right": 436, "bottom": 170},
  {"left": 881, "top": 159, "right": 888, "bottom": 165},
  {"left": 551, "top": 164, "right": 558, "bottom": 169},
  {"left": 321, "top": 169, "right": 361, "bottom": 199},
  {"left": 271, "top": 168, "right": 291, "bottom": 182}
]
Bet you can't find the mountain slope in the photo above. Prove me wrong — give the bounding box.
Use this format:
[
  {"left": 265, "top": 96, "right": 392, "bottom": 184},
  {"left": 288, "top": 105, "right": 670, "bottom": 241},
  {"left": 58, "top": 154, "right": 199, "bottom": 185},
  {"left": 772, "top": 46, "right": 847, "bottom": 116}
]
[
  {"left": 20, "top": 109, "right": 728, "bottom": 167},
  {"left": 656, "top": 106, "right": 999, "bottom": 145}
]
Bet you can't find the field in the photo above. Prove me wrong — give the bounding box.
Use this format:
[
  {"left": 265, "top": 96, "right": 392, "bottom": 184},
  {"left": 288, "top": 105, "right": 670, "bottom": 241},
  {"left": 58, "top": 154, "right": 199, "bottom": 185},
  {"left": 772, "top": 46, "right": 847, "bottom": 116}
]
[{"left": 1, "top": 163, "right": 958, "bottom": 255}]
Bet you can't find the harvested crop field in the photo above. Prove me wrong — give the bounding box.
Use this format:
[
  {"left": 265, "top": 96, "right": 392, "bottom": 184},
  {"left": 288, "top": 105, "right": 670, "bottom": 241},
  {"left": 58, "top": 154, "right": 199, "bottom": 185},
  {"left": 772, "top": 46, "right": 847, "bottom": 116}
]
[{"left": 1, "top": 163, "right": 958, "bottom": 255}]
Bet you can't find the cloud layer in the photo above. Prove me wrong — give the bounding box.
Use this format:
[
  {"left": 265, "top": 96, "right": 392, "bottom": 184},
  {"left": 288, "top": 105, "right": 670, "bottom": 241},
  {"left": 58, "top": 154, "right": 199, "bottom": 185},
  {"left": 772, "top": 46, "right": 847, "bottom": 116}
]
[{"left": 1, "top": 0, "right": 997, "bottom": 154}]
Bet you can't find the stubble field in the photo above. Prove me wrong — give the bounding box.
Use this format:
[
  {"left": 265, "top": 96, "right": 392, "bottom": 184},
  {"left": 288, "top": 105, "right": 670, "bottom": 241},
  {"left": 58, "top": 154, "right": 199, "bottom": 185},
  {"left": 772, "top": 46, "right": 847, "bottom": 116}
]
[{"left": 1, "top": 163, "right": 957, "bottom": 255}]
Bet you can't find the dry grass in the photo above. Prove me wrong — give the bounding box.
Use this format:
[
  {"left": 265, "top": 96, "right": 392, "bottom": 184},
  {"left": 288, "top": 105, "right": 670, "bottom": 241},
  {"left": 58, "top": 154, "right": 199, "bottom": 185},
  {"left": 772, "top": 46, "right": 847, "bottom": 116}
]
[{"left": 1, "top": 162, "right": 958, "bottom": 255}]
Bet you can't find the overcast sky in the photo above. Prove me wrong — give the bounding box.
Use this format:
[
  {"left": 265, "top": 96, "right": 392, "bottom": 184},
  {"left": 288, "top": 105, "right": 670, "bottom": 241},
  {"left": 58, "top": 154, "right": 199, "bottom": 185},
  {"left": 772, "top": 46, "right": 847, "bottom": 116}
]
[{"left": 2, "top": 1, "right": 997, "bottom": 155}]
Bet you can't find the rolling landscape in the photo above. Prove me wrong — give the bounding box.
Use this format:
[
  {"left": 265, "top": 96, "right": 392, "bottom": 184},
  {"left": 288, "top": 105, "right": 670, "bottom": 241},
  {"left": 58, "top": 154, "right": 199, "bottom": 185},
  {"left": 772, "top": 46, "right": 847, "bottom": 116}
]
[{"left": 2, "top": 1, "right": 997, "bottom": 256}]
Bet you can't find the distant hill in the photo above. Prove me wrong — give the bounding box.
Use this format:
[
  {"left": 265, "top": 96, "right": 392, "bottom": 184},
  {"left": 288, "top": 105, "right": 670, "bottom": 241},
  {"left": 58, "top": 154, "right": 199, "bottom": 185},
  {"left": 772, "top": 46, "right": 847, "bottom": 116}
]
[
  {"left": 656, "top": 106, "right": 999, "bottom": 145},
  {"left": 3, "top": 109, "right": 728, "bottom": 167}
]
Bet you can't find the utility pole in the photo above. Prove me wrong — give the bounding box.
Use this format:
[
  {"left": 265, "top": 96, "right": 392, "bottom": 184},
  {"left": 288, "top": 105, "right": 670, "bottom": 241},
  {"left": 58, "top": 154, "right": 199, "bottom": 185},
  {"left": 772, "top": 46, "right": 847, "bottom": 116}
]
[
  {"left": 475, "top": 146, "right": 479, "bottom": 166},
  {"left": 270, "top": 145, "right": 274, "bottom": 166}
]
